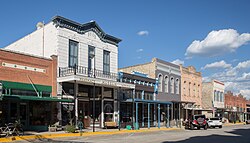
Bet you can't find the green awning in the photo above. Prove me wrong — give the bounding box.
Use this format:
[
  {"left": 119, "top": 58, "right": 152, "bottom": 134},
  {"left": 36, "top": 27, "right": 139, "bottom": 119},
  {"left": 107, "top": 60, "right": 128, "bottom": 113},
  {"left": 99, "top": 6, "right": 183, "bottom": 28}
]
[
  {"left": 1, "top": 81, "right": 52, "bottom": 92},
  {"left": 2, "top": 94, "right": 73, "bottom": 102}
]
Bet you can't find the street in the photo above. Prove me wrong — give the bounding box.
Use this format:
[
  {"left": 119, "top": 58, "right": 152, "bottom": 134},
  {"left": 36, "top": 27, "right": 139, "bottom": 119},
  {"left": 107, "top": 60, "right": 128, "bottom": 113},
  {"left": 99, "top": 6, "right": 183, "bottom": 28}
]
[{"left": 14, "top": 124, "right": 250, "bottom": 143}]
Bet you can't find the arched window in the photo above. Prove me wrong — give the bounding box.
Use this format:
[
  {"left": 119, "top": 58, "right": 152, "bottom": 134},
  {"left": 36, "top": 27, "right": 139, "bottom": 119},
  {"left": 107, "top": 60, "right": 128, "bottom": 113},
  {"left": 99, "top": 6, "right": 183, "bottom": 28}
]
[
  {"left": 183, "top": 81, "right": 186, "bottom": 96},
  {"left": 214, "top": 90, "right": 217, "bottom": 101},
  {"left": 193, "top": 83, "right": 196, "bottom": 97},
  {"left": 176, "top": 78, "right": 179, "bottom": 94},
  {"left": 164, "top": 76, "right": 169, "bottom": 93},
  {"left": 170, "top": 77, "right": 174, "bottom": 94},
  {"left": 217, "top": 91, "right": 220, "bottom": 101},
  {"left": 158, "top": 74, "right": 163, "bottom": 92},
  {"left": 197, "top": 84, "right": 200, "bottom": 97}
]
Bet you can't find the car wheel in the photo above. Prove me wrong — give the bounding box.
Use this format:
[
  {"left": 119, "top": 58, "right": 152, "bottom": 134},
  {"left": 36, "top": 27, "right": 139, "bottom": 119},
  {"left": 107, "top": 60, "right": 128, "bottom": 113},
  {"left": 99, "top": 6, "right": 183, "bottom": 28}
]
[
  {"left": 204, "top": 124, "right": 208, "bottom": 130},
  {"left": 219, "top": 126, "right": 222, "bottom": 128},
  {"left": 190, "top": 124, "right": 194, "bottom": 130}
]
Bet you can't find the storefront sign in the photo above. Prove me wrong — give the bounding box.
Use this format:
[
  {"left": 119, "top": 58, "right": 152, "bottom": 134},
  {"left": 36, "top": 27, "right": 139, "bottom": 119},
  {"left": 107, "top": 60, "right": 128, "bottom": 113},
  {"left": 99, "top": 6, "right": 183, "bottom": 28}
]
[{"left": 79, "top": 77, "right": 135, "bottom": 89}]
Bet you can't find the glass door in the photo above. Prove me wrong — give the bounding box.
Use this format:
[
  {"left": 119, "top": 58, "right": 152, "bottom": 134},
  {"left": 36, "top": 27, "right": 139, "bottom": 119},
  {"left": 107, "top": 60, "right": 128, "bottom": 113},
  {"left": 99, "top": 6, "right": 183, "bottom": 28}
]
[{"left": 20, "top": 103, "right": 28, "bottom": 129}]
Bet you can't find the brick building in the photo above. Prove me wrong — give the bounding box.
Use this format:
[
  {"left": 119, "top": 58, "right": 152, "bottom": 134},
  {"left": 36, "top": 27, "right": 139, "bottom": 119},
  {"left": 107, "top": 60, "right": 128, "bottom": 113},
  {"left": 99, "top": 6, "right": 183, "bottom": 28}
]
[
  {"left": 224, "top": 91, "right": 246, "bottom": 122},
  {"left": 179, "top": 65, "right": 202, "bottom": 120},
  {"left": 0, "top": 49, "right": 71, "bottom": 131}
]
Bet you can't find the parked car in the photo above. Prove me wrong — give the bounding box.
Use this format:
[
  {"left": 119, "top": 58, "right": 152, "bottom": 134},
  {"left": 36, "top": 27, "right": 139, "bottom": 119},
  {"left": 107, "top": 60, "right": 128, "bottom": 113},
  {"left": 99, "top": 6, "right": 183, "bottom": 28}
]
[
  {"left": 207, "top": 117, "right": 222, "bottom": 128},
  {"left": 184, "top": 114, "right": 208, "bottom": 130}
]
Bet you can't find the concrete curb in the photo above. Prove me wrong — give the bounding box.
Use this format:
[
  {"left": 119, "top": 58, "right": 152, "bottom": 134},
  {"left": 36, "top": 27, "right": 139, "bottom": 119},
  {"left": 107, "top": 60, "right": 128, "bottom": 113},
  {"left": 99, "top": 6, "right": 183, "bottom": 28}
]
[
  {"left": 0, "top": 128, "right": 180, "bottom": 142},
  {"left": 223, "top": 122, "right": 245, "bottom": 126}
]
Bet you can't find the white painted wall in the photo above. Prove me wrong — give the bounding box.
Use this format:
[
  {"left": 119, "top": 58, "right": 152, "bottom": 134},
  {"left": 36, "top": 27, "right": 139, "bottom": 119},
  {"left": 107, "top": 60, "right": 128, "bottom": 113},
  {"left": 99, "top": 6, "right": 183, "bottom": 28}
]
[
  {"left": 57, "top": 27, "right": 118, "bottom": 73},
  {"left": 213, "top": 80, "right": 225, "bottom": 108},
  {"left": 4, "top": 21, "right": 119, "bottom": 81},
  {"left": 4, "top": 22, "right": 58, "bottom": 58}
]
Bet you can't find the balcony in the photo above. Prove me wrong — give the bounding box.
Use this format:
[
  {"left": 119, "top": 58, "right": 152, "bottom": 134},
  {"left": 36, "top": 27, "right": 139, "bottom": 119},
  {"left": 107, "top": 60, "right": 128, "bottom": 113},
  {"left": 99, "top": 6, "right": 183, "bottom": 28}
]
[{"left": 59, "top": 65, "right": 118, "bottom": 81}]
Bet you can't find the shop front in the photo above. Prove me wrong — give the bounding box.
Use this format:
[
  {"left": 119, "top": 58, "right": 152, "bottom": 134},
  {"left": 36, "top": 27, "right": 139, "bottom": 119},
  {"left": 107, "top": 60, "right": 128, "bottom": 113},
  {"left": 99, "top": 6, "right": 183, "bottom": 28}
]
[{"left": 0, "top": 81, "right": 72, "bottom": 131}]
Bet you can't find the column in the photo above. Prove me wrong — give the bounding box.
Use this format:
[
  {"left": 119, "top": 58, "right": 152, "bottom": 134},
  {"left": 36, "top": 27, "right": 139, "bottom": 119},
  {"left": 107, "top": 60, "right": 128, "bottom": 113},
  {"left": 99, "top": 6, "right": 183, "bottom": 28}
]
[
  {"left": 148, "top": 103, "right": 150, "bottom": 129},
  {"left": 136, "top": 102, "right": 139, "bottom": 130},
  {"left": 178, "top": 103, "right": 181, "bottom": 128},
  {"left": 74, "top": 82, "right": 78, "bottom": 127},
  {"left": 158, "top": 104, "right": 160, "bottom": 129},
  {"left": 142, "top": 103, "right": 144, "bottom": 127},
  {"left": 167, "top": 104, "right": 170, "bottom": 128},
  {"left": 154, "top": 104, "right": 156, "bottom": 126}
]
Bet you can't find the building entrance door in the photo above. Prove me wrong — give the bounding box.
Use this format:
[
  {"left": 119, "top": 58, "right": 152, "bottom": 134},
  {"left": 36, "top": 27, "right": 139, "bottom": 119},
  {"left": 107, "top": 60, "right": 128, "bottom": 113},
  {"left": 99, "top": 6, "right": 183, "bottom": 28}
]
[{"left": 20, "top": 102, "right": 28, "bottom": 130}]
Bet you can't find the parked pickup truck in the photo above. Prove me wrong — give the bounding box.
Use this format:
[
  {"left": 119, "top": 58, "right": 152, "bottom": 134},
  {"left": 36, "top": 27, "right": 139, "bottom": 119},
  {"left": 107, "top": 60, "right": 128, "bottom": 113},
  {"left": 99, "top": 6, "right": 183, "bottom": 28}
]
[{"left": 184, "top": 114, "right": 208, "bottom": 130}]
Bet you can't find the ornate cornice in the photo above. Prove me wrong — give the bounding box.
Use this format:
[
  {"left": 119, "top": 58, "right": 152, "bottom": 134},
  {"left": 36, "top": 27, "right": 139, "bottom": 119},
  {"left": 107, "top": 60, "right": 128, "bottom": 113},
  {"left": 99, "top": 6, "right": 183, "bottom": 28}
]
[{"left": 52, "top": 16, "right": 122, "bottom": 46}]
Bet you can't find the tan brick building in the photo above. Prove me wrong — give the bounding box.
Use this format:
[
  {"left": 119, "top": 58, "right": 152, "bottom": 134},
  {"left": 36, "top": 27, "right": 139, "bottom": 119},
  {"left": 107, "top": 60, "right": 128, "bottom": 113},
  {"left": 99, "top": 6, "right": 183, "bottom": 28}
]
[
  {"left": 0, "top": 49, "right": 70, "bottom": 130},
  {"left": 224, "top": 91, "right": 246, "bottom": 122},
  {"left": 180, "top": 65, "right": 202, "bottom": 119}
]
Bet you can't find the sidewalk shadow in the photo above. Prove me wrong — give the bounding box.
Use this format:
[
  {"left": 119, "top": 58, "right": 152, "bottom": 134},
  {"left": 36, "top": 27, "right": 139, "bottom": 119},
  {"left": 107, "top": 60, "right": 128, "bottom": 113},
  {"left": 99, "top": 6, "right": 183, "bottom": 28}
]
[{"left": 162, "top": 128, "right": 250, "bottom": 143}]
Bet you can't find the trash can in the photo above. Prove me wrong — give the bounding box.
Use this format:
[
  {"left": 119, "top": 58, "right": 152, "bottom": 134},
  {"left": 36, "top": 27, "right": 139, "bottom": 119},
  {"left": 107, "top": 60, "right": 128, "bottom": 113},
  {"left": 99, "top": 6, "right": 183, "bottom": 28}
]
[{"left": 126, "top": 125, "right": 132, "bottom": 130}]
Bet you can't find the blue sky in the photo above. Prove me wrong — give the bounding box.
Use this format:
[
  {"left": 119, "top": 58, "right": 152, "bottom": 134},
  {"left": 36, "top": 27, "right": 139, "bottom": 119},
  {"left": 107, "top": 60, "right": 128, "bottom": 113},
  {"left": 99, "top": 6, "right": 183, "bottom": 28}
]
[{"left": 1, "top": 0, "right": 250, "bottom": 98}]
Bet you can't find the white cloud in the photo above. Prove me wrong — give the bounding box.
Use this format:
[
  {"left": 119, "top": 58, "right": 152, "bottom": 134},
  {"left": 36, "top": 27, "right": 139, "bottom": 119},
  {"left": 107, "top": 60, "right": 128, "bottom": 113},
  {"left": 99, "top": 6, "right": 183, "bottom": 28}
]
[
  {"left": 239, "top": 89, "right": 250, "bottom": 99},
  {"left": 136, "top": 48, "right": 144, "bottom": 52},
  {"left": 235, "top": 60, "right": 250, "bottom": 69},
  {"left": 201, "top": 60, "right": 231, "bottom": 70},
  {"left": 236, "top": 72, "right": 250, "bottom": 81},
  {"left": 171, "top": 59, "right": 184, "bottom": 65},
  {"left": 137, "top": 30, "right": 149, "bottom": 36},
  {"left": 204, "top": 59, "right": 250, "bottom": 99},
  {"left": 185, "top": 29, "right": 250, "bottom": 58}
]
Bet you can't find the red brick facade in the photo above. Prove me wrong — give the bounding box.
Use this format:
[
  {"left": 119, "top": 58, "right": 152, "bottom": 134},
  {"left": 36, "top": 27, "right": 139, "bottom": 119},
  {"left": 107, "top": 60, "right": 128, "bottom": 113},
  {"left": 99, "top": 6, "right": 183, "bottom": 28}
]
[
  {"left": 224, "top": 91, "right": 246, "bottom": 112},
  {"left": 0, "top": 49, "right": 57, "bottom": 96}
]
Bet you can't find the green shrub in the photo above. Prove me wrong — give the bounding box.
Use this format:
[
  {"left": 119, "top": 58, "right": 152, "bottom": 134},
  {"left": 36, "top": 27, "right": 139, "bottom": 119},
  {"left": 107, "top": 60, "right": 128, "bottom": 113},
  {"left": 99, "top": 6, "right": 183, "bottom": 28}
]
[{"left": 65, "top": 125, "right": 76, "bottom": 133}]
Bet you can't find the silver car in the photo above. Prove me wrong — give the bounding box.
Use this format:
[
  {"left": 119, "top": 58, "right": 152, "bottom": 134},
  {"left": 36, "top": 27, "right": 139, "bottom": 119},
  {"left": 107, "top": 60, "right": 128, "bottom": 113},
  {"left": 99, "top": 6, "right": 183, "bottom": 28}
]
[{"left": 207, "top": 117, "right": 222, "bottom": 128}]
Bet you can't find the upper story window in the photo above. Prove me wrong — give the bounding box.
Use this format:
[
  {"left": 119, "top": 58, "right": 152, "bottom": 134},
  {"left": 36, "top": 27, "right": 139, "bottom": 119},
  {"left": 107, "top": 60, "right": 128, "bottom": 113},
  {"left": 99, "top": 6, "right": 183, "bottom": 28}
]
[
  {"left": 103, "top": 50, "right": 110, "bottom": 75},
  {"left": 217, "top": 91, "right": 220, "bottom": 101},
  {"left": 164, "top": 76, "right": 169, "bottom": 93},
  {"left": 214, "top": 90, "right": 217, "bottom": 101},
  {"left": 176, "top": 78, "right": 179, "bottom": 94},
  {"left": 88, "top": 46, "right": 95, "bottom": 70},
  {"left": 69, "top": 40, "right": 79, "bottom": 67},
  {"left": 170, "top": 77, "right": 174, "bottom": 94},
  {"left": 158, "top": 74, "right": 163, "bottom": 92}
]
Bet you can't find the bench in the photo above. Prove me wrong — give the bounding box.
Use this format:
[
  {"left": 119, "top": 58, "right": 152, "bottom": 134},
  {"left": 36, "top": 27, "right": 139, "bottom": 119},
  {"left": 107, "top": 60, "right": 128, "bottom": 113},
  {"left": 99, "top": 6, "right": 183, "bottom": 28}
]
[{"left": 104, "top": 122, "right": 117, "bottom": 128}]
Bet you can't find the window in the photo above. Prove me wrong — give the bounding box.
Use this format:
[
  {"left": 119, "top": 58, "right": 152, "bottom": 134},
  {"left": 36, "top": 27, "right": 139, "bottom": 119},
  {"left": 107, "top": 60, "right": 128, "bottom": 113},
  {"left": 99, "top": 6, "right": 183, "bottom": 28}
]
[
  {"left": 197, "top": 84, "right": 200, "bottom": 97},
  {"left": 176, "top": 78, "right": 179, "bottom": 94},
  {"left": 217, "top": 91, "right": 220, "bottom": 101},
  {"left": 164, "top": 76, "right": 169, "bottom": 93},
  {"left": 193, "top": 83, "right": 196, "bottom": 97},
  {"left": 214, "top": 90, "right": 217, "bottom": 101},
  {"left": 158, "top": 74, "right": 163, "bottom": 92},
  {"left": 88, "top": 46, "right": 95, "bottom": 70},
  {"left": 69, "top": 40, "right": 78, "bottom": 67},
  {"left": 170, "top": 77, "right": 174, "bottom": 94},
  {"left": 103, "top": 50, "right": 110, "bottom": 75}
]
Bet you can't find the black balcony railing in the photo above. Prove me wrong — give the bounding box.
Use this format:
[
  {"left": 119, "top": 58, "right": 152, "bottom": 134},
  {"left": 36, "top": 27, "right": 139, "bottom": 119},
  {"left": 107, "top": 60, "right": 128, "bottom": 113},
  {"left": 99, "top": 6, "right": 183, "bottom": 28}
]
[{"left": 59, "top": 65, "right": 118, "bottom": 80}]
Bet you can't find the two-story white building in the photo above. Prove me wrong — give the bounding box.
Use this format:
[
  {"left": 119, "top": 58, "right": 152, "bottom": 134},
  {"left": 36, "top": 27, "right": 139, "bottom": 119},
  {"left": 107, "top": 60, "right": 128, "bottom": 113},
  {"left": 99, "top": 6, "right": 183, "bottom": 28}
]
[
  {"left": 202, "top": 80, "right": 225, "bottom": 118},
  {"left": 4, "top": 16, "right": 134, "bottom": 128}
]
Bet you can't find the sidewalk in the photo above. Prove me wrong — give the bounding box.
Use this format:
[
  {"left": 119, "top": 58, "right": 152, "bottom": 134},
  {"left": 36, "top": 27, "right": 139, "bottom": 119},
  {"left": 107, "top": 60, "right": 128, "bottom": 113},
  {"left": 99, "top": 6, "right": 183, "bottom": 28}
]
[
  {"left": 223, "top": 122, "right": 245, "bottom": 126},
  {"left": 0, "top": 127, "right": 180, "bottom": 142}
]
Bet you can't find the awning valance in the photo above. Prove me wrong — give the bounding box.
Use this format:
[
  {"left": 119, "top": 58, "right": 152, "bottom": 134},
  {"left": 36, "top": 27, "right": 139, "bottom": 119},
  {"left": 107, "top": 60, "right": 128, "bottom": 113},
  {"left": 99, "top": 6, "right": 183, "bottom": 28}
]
[
  {"left": 1, "top": 81, "right": 52, "bottom": 92},
  {"left": 1, "top": 94, "right": 73, "bottom": 102}
]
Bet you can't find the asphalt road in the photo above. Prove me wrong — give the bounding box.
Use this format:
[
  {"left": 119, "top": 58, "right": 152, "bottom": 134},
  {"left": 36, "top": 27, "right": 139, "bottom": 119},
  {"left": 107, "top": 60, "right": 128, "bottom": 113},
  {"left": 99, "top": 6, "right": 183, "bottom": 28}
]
[{"left": 15, "top": 125, "right": 250, "bottom": 143}]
